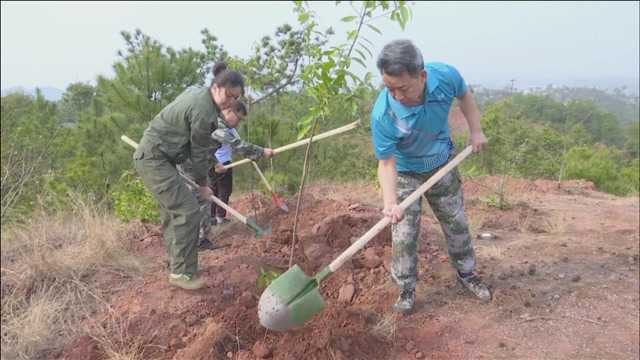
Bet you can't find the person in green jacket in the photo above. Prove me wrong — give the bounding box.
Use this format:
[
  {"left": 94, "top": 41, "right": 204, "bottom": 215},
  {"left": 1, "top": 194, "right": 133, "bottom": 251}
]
[
  {"left": 133, "top": 62, "right": 274, "bottom": 290},
  {"left": 181, "top": 99, "right": 271, "bottom": 250}
]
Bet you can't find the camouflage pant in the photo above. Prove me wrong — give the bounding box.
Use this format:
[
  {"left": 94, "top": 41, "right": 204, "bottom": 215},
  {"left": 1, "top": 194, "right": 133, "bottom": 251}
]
[{"left": 392, "top": 164, "right": 476, "bottom": 291}]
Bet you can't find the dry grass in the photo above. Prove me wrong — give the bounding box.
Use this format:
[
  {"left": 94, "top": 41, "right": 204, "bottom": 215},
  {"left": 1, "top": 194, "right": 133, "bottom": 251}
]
[
  {"left": 1, "top": 197, "right": 145, "bottom": 360},
  {"left": 371, "top": 312, "right": 399, "bottom": 340},
  {"left": 1, "top": 286, "right": 77, "bottom": 360},
  {"left": 467, "top": 208, "right": 487, "bottom": 238},
  {"left": 85, "top": 313, "right": 147, "bottom": 360}
]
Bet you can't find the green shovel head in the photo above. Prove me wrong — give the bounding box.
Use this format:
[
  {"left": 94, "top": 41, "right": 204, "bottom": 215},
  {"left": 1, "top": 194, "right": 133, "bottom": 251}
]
[
  {"left": 258, "top": 264, "right": 326, "bottom": 331},
  {"left": 246, "top": 217, "right": 272, "bottom": 238}
]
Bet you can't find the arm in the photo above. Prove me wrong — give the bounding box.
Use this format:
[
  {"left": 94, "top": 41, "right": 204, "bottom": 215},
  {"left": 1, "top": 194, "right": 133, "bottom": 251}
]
[
  {"left": 208, "top": 148, "right": 227, "bottom": 175},
  {"left": 378, "top": 157, "right": 398, "bottom": 208},
  {"left": 378, "top": 156, "right": 404, "bottom": 223},
  {"left": 211, "top": 127, "right": 265, "bottom": 161},
  {"left": 458, "top": 89, "right": 488, "bottom": 153},
  {"left": 371, "top": 108, "right": 403, "bottom": 222}
]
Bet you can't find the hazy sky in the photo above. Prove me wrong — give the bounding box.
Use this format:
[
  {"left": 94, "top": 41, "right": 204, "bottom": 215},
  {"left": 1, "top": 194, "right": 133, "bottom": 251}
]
[{"left": 2, "top": 1, "right": 639, "bottom": 91}]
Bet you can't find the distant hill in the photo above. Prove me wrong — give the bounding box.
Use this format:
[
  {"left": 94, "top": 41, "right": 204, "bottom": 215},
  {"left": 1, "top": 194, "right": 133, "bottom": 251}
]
[
  {"left": 476, "top": 77, "right": 639, "bottom": 97},
  {"left": 470, "top": 85, "right": 639, "bottom": 125},
  {"left": 1, "top": 86, "right": 64, "bottom": 102}
]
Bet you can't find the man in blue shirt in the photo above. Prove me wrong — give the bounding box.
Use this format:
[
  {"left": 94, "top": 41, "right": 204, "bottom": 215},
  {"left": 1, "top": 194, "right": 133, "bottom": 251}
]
[{"left": 371, "top": 39, "right": 491, "bottom": 313}]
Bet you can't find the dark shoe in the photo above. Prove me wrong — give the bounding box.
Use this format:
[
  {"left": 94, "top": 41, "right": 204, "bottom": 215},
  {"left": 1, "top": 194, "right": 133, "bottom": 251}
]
[
  {"left": 457, "top": 272, "right": 492, "bottom": 302},
  {"left": 198, "top": 238, "right": 216, "bottom": 251},
  {"left": 198, "top": 238, "right": 229, "bottom": 251},
  {"left": 393, "top": 288, "right": 416, "bottom": 314}
]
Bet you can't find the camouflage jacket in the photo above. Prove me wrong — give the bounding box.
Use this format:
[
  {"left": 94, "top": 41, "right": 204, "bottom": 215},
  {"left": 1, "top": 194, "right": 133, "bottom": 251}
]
[
  {"left": 211, "top": 116, "right": 264, "bottom": 161},
  {"left": 179, "top": 116, "right": 265, "bottom": 184}
]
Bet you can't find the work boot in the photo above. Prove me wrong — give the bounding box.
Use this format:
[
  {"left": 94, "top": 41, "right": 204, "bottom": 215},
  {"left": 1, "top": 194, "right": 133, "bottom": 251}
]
[
  {"left": 457, "top": 272, "right": 492, "bottom": 302},
  {"left": 393, "top": 288, "right": 416, "bottom": 314},
  {"left": 168, "top": 273, "right": 205, "bottom": 290}
]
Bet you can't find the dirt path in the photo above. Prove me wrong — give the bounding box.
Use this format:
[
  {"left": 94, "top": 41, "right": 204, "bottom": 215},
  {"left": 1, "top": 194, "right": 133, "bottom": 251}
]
[{"left": 57, "top": 177, "right": 639, "bottom": 360}]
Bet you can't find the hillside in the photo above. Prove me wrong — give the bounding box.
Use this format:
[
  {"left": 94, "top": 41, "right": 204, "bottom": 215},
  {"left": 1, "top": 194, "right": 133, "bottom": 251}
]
[{"left": 41, "top": 177, "right": 640, "bottom": 360}]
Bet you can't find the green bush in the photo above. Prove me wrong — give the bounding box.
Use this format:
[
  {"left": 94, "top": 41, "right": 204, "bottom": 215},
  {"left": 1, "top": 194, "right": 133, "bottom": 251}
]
[
  {"left": 620, "top": 159, "right": 640, "bottom": 195},
  {"left": 111, "top": 171, "right": 160, "bottom": 223},
  {"left": 564, "top": 145, "right": 637, "bottom": 196}
]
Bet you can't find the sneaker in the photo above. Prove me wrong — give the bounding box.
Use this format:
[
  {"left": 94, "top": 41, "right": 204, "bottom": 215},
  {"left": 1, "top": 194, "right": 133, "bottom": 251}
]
[
  {"left": 457, "top": 272, "right": 492, "bottom": 302},
  {"left": 168, "top": 273, "right": 205, "bottom": 290},
  {"left": 393, "top": 288, "right": 416, "bottom": 314}
]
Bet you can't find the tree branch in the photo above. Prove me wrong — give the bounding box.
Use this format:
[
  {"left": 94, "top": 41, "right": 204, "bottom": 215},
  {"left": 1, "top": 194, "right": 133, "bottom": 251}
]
[
  {"left": 346, "top": 6, "right": 368, "bottom": 59},
  {"left": 250, "top": 56, "right": 301, "bottom": 106}
]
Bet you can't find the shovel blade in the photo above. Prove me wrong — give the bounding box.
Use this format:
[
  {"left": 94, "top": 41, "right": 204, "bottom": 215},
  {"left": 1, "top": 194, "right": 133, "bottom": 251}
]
[
  {"left": 258, "top": 264, "right": 325, "bottom": 331},
  {"left": 271, "top": 192, "right": 289, "bottom": 213},
  {"left": 246, "top": 217, "right": 272, "bottom": 238}
]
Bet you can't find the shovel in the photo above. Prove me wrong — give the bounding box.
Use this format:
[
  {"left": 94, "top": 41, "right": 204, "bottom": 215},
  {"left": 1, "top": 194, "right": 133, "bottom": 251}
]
[
  {"left": 224, "top": 120, "right": 360, "bottom": 170},
  {"left": 258, "top": 146, "right": 473, "bottom": 331},
  {"left": 120, "top": 135, "right": 271, "bottom": 238},
  {"left": 252, "top": 161, "right": 289, "bottom": 212}
]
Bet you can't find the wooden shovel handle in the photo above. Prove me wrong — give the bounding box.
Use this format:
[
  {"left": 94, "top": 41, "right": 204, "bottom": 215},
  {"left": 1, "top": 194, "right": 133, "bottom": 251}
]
[
  {"left": 208, "top": 194, "right": 247, "bottom": 223},
  {"left": 252, "top": 161, "right": 273, "bottom": 192},
  {"left": 120, "top": 135, "right": 248, "bottom": 224},
  {"left": 223, "top": 120, "right": 360, "bottom": 170},
  {"left": 328, "top": 146, "right": 473, "bottom": 272}
]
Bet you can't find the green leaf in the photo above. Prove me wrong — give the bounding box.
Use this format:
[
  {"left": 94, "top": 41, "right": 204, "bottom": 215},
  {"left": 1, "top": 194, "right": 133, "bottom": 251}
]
[
  {"left": 334, "top": 72, "right": 346, "bottom": 88},
  {"left": 321, "top": 70, "right": 333, "bottom": 86},
  {"left": 341, "top": 16, "right": 357, "bottom": 22},
  {"left": 298, "top": 11, "right": 310, "bottom": 23},
  {"left": 364, "top": 71, "right": 373, "bottom": 83},
  {"left": 321, "top": 59, "right": 336, "bottom": 72},
  {"left": 322, "top": 48, "right": 337, "bottom": 57},
  {"left": 354, "top": 48, "right": 368, "bottom": 61},
  {"left": 256, "top": 267, "right": 283, "bottom": 291},
  {"left": 400, "top": 6, "right": 411, "bottom": 27},
  {"left": 366, "top": 24, "right": 382, "bottom": 35},
  {"left": 361, "top": 36, "right": 375, "bottom": 47},
  {"left": 358, "top": 42, "right": 373, "bottom": 57},
  {"left": 298, "top": 123, "right": 313, "bottom": 139},
  {"left": 352, "top": 57, "right": 367, "bottom": 68}
]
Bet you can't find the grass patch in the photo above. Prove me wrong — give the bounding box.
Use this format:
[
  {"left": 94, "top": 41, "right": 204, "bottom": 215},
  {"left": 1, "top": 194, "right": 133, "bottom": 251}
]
[{"left": 1, "top": 197, "right": 145, "bottom": 359}]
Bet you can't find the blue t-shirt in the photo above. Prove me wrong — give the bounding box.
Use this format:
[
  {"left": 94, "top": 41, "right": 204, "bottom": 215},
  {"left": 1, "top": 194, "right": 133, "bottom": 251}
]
[{"left": 371, "top": 62, "right": 468, "bottom": 173}]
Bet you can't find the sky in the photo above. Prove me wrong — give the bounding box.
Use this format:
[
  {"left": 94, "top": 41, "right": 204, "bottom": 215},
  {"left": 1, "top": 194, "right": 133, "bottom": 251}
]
[{"left": 1, "top": 1, "right": 639, "bottom": 92}]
